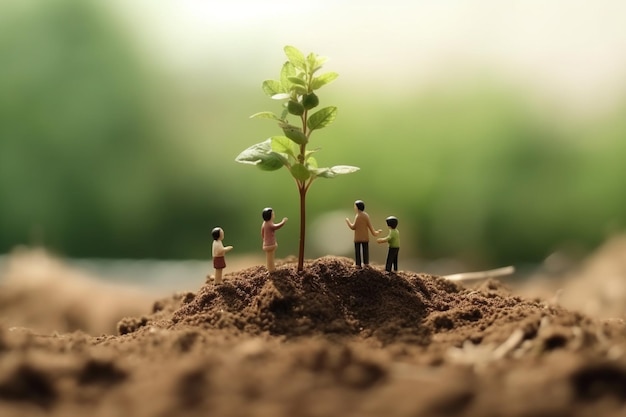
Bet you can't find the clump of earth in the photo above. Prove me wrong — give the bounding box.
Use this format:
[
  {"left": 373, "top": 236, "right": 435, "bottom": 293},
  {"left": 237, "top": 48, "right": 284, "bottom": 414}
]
[{"left": 1, "top": 245, "right": 625, "bottom": 417}]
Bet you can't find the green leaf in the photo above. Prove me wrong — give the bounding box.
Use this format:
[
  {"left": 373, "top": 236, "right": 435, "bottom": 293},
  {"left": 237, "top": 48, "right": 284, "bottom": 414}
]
[
  {"left": 250, "top": 111, "right": 281, "bottom": 121},
  {"left": 307, "top": 106, "right": 337, "bottom": 131},
  {"left": 302, "top": 93, "right": 319, "bottom": 110},
  {"left": 284, "top": 45, "right": 306, "bottom": 70},
  {"left": 306, "top": 53, "right": 316, "bottom": 72},
  {"left": 291, "top": 85, "right": 308, "bottom": 95},
  {"left": 307, "top": 53, "right": 328, "bottom": 74},
  {"left": 271, "top": 136, "right": 297, "bottom": 158},
  {"left": 313, "top": 165, "right": 360, "bottom": 179},
  {"left": 305, "top": 148, "right": 321, "bottom": 158},
  {"left": 281, "top": 123, "right": 308, "bottom": 145},
  {"left": 330, "top": 165, "right": 360, "bottom": 175},
  {"left": 306, "top": 156, "right": 318, "bottom": 169},
  {"left": 235, "top": 139, "right": 287, "bottom": 171},
  {"left": 310, "top": 167, "right": 329, "bottom": 178},
  {"left": 311, "top": 72, "right": 339, "bottom": 90},
  {"left": 288, "top": 76, "right": 306, "bottom": 87},
  {"left": 271, "top": 93, "right": 291, "bottom": 100},
  {"left": 290, "top": 163, "right": 311, "bottom": 181},
  {"left": 280, "top": 62, "right": 296, "bottom": 90},
  {"left": 287, "top": 100, "right": 304, "bottom": 116},
  {"left": 262, "top": 80, "right": 282, "bottom": 96}
]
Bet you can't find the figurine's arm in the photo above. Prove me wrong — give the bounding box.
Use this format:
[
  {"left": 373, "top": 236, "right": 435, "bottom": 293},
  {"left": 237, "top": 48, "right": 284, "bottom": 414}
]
[
  {"left": 377, "top": 233, "right": 390, "bottom": 244},
  {"left": 345, "top": 217, "right": 355, "bottom": 230},
  {"left": 368, "top": 219, "right": 382, "bottom": 236},
  {"left": 273, "top": 217, "right": 288, "bottom": 230},
  {"left": 224, "top": 245, "right": 234, "bottom": 253}
]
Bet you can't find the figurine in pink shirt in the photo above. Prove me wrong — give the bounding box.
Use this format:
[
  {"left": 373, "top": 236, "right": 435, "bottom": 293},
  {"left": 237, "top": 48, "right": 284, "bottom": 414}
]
[{"left": 261, "top": 207, "right": 288, "bottom": 272}]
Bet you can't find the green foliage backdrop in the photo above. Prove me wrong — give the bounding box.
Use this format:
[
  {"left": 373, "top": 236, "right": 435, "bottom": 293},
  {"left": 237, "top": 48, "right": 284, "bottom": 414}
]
[{"left": 1, "top": 0, "right": 625, "bottom": 267}]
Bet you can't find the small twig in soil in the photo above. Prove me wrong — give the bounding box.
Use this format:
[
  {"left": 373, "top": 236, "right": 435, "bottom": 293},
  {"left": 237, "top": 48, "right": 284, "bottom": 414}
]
[
  {"left": 443, "top": 266, "right": 515, "bottom": 282},
  {"left": 493, "top": 329, "right": 525, "bottom": 359}
]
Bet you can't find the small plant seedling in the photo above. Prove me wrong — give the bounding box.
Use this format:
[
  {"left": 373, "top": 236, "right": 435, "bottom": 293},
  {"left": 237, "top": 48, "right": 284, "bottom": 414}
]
[{"left": 236, "top": 46, "right": 359, "bottom": 272}]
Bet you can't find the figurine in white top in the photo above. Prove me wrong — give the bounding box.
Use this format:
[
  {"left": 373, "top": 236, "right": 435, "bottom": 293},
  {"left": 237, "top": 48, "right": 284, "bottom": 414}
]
[{"left": 211, "top": 227, "right": 233, "bottom": 284}]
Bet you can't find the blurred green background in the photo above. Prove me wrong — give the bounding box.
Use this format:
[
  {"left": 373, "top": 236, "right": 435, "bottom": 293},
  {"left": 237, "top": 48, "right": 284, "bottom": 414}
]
[{"left": 1, "top": 0, "right": 625, "bottom": 270}]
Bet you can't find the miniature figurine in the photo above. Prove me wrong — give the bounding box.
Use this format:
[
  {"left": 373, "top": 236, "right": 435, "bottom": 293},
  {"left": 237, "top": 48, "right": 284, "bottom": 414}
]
[
  {"left": 211, "top": 227, "right": 233, "bottom": 284},
  {"left": 345, "top": 200, "right": 382, "bottom": 267},
  {"left": 261, "top": 207, "right": 288, "bottom": 272},
  {"left": 377, "top": 216, "right": 400, "bottom": 272}
]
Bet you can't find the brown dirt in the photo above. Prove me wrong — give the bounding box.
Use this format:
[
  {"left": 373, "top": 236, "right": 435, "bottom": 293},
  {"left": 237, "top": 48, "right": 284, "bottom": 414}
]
[{"left": 1, "top": 248, "right": 626, "bottom": 417}]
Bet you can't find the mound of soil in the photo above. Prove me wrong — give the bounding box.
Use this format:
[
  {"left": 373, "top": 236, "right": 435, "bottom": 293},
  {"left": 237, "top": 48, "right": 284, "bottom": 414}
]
[
  {"left": 1, "top": 254, "right": 626, "bottom": 417},
  {"left": 0, "top": 248, "right": 154, "bottom": 334}
]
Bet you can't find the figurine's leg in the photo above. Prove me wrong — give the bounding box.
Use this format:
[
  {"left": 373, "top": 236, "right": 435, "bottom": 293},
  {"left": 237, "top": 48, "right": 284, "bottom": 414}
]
[
  {"left": 263, "top": 245, "right": 277, "bottom": 272},
  {"left": 385, "top": 250, "right": 392, "bottom": 272},
  {"left": 266, "top": 249, "right": 276, "bottom": 272},
  {"left": 386, "top": 248, "right": 399, "bottom": 272},
  {"left": 392, "top": 248, "right": 399, "bottom": 271},
  {"left": 363, "top": 242, "right": 369, "bottom": 265},
  {"left": 214, "top": 268, "right": 223, "bottom": 284},
  {"left": 354, "top": 242, "right": 362, "bottom": 267}
]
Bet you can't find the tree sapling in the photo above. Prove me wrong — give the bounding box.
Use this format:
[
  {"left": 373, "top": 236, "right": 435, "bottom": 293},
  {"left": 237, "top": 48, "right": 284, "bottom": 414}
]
[{"left": 236, "top": 46, "right": 359, "bottom": 272}]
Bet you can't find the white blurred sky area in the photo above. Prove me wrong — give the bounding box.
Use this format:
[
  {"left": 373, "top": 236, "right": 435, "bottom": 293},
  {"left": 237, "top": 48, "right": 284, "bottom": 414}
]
[{"left": 108, "top": 0, "right": 626, "bottom": 114}]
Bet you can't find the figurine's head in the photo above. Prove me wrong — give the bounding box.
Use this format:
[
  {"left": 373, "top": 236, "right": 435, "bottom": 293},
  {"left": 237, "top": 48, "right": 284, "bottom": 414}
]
[
  {"left": 262, "top": 207, "right": 274, "bottom": 221},
  {"left": 354, "top": 200, "right": 365, "bottom": 212},
  {"left": 211, "top": 227, "right": 223, "bottom": 240},
  {"left": 385, "top": 216, "right": 398, "bottom": 229}
]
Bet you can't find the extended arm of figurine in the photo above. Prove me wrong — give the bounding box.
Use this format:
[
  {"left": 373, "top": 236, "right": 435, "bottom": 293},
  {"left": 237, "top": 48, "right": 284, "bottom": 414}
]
[
  {"left": 377, "top": 233, "right": 390, "bottom": 244},
  {"left": 214, "top": 241, "right": 234, "bottom": 256},
  {"left": 274, "top": 217, "right": 288, "bottom": 230},
  {"left": 368, "top": 220, "right": 382, "bottom": 237},
  {"left": 345, "top": 217, "right": 355, "bottom": 230}
]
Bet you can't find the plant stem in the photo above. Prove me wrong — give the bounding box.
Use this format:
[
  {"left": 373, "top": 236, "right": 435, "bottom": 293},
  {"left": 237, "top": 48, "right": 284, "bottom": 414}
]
[
  {"left": 297, "top": 182, "right": 306, "bottom": 272},
  {"left": 296, "top": 107, "right": 308, "bottom": 272}
]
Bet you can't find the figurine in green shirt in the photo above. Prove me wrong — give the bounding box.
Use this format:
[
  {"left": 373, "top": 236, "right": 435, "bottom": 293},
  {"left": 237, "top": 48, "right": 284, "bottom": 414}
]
[{"left": 377, "top": 216, "right": 400, "bottom": 272}]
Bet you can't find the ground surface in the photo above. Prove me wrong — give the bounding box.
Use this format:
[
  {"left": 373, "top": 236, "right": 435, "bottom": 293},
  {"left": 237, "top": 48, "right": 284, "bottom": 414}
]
[{"left": 1, "top": 241, "right": 626, "bottom": 417}]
